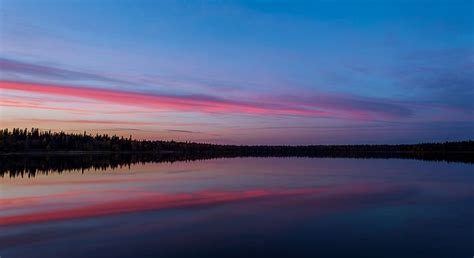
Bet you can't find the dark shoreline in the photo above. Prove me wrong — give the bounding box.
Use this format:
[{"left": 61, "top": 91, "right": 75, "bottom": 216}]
[
  {"left": 2, "top": 150, "right": 474, "bottom": 155},
  {"left": 1, "top": 129, "right": 473, "bottom": 177},
  {"left": 0, "top": 150, "right": 175, "bottom": 155}
]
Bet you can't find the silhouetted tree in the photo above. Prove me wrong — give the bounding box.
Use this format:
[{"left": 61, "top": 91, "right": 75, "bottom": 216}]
[{"left": 0, "top": 128, "right": 473, "bottom": 177}]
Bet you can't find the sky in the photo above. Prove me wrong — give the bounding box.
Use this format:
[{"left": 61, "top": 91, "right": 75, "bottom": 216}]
[{"left": 0, "top": 0, "right": 473, "bottom": 144}]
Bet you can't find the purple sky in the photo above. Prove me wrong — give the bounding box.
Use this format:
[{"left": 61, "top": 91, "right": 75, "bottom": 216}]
[{"left": 0, "top": 0, "right": 473, "bottom": 144}]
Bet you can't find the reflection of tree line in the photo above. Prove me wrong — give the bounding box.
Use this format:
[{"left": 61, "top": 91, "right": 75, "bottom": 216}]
[
  {"left": 0, "top": 128, "right": 473, "bottom": 177},
  {"left": 2, "top": 150, "right": 473, "bottom": 178},
  {"left": 0, "top": 153, "right": 194, "bottom": 178}
]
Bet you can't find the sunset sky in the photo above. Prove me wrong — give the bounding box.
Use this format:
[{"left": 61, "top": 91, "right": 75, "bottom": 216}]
[{"left": 1, "top": 0, "right": 472, "bottom": 144}]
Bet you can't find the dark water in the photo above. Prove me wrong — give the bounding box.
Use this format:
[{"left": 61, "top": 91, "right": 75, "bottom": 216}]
[{"left": 1, "top": 158, "right": 473, "bottom": 258}]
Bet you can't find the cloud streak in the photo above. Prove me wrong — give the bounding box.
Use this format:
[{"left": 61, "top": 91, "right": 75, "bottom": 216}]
[
  {"left": 1, "top": 80, "right": 417, "bottom": 120},
  {"left": 259, "top": 94, "right": 414, "bottom": 119},
  {"left": 0, "top": 57, "right": 128, "bottom": 85},
  {"left": 0, "top": 80, "right": 334, "bottom": 118}
]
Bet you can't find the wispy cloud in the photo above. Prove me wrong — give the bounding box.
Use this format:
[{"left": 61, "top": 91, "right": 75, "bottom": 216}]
[
  {"left": 0, "top": 80, "right": 334, "bottom": 118},
  {"left": 385, "top": 48, "right": 472, "bottom": 111},
  {"left": 167, "top": 129, "right": 201, "bottom": 134},
  {"left": 21, "top": 118, "right": 208, "bottom": 127},
  {"left": 0, "top": 57, "right": 241, "bottom": 96},
  {"left": 256, "top": 93, "right": 414, "bottom": 120},
  {"left": 1, "top": 80, "right": 424, "bottom": 122},
  {"left": 0, "top": 57, "right": 128, "bottom": 85},
  {"left": 26, "top": 119, "right": 157, "bottom": 126}
]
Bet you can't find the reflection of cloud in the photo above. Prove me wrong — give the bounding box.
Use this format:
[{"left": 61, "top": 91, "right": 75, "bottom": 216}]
[
  {"left": 0, "top": 184, "right": 419, "bottom": 226},
  {"left": 0, "top": 186, "right": 337, "bottom": 225},
  {"left": 0, "top": 188, "right": 323, "bottom": 225}
]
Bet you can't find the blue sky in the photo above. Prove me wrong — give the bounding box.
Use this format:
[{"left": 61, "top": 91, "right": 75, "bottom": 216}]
[{"left": 1, "top": 0, "right": 473, "bottom": 144}]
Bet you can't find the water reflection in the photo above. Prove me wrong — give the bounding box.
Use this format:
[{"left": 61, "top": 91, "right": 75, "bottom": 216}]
[
  {"left": 1, "top": 158, "right": 473, "bottom": 258},
  {"left": 1, "top": 151, "right": 473, "bottom": 178}
]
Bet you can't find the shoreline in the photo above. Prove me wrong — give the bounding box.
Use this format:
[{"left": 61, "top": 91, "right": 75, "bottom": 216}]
[
  {"left": 1, "top": 150, "right": 473, "bottom": 155},
  {"left": 0, "top": 150, "right": 174, "bottom": 156}
]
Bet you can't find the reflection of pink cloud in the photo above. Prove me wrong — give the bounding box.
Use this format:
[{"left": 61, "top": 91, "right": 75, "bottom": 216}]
[
  {"left": 0, "top": 80, "right": 333, "bottom": 117},
  {"left": 0, "top": 187, "right": 334, "bottom": 225},
  {"left": 0, "top": 191, "right": 82, "bottom": 210},
  {"left": 0, "top": 169, "right": 429, "bottom": 227},
  {"left": 0, "top": 189, "right": 121, "bottom": 210}
]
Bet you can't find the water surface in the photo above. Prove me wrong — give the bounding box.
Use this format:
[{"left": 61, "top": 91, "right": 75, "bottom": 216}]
[{"left": 1, "top": 158, "right": 473, "bottom": 257}]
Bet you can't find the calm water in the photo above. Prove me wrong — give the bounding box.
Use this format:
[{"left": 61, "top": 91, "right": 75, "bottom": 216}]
[{"left": 1, "top": 158, "right": 473, "bottom": 258}]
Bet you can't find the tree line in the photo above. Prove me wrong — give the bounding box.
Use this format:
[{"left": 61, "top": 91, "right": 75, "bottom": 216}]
[
  {"left": 1, "top": 128, "right": 473, "bottom": 155},
  {"left": 1, "top": 128, "right": 163, "bottom": 152},
  {"left": 1, "top": 128, "right": 473, "bottom": 177}
]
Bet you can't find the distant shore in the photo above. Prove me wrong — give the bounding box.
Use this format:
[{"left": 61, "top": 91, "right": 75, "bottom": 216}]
[
  {"left": 0, "top": 150, "right": 176, "bottom": 155},
  {"left": 2, "top": 128, "right": 473, "bottom": 154},
  {"left": 1, "top": 129, "right": 473, "bottom": 177},
  {"left": 2, "top": 150, "right": 473, "bottom": 155}
]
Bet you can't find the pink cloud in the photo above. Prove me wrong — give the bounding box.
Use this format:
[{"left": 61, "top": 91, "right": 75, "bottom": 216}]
[
  {"left": 0, "top": 80, "right": 333, "bottom": 118},
  {"left": 0, "top": 98, "right": 91, "bottom": 114}
]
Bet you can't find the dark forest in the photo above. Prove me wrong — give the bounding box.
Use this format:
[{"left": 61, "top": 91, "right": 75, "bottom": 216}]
[{"left": 1, "top": 128, "right": 473, "bottom": 177}]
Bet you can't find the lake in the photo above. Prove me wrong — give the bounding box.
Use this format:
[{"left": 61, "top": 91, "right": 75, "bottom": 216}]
[{"left": 1, "top": 157, "right": 473, "bottom": 258}]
